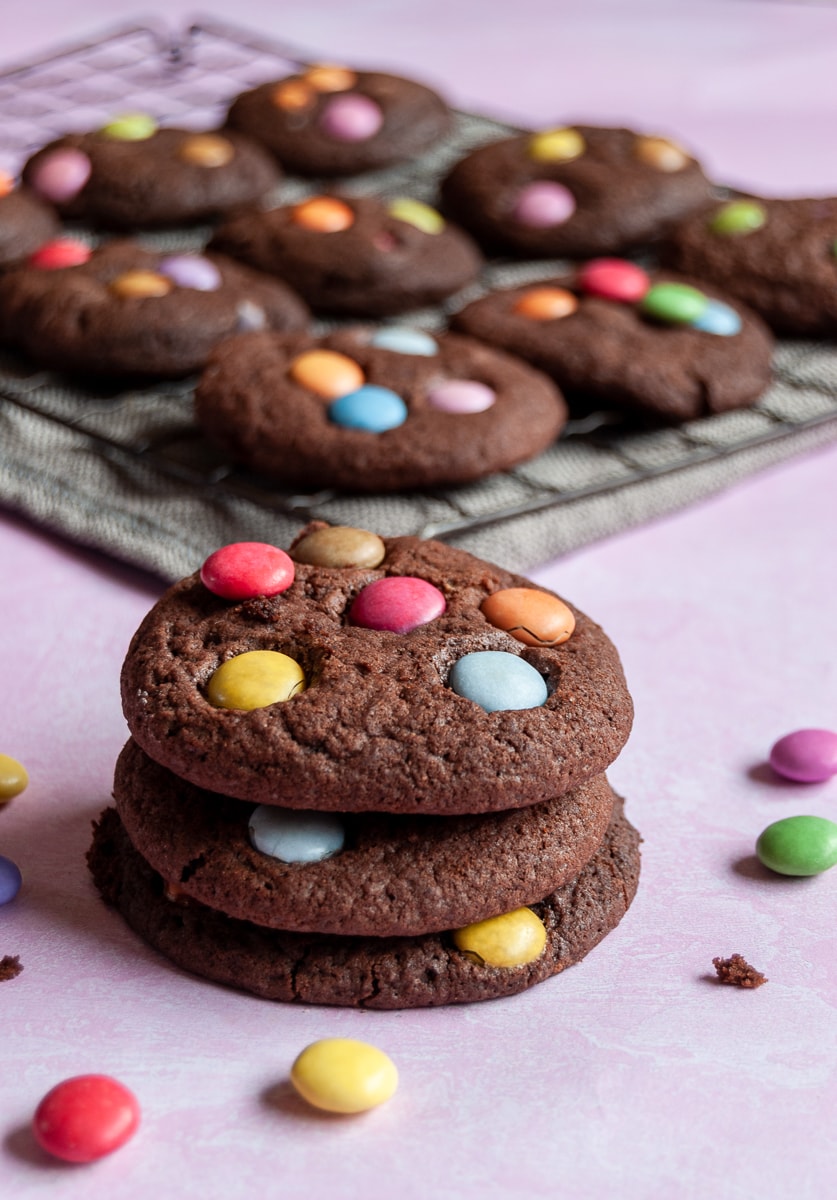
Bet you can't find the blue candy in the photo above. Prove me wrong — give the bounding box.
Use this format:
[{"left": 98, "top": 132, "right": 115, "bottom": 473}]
[
  {"left": 249, "top": 807, "right": 345, "bottom": 864},
  {"left": 691, "top": 299, "right": 742, "bottom": 337},
  {"left": 449, "top": 651, "right": 548, "bottom": 713},
  {"left": 369, "top": 327, "right": 438, "bottom": 356},
  {"left": 329, "top": 385, "right": 408, "bottom": 432},
  {"left": 0, "top": 854, "right": 22, "bottom": 905}
]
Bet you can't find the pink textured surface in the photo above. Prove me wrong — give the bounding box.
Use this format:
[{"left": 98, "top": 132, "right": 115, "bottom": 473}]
[{"left": 3, "top": 4, "right": 837, "bottom": 1197}]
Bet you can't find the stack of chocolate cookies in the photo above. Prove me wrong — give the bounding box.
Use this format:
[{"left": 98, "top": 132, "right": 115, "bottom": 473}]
[{"left": 89, "top": 525, "right": 640, "bottom": 1009}]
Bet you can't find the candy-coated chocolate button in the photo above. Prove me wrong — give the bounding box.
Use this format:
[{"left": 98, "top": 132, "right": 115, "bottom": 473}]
[
  {"left": 0, "top": 171, "right": 13, "bottom": 198},
  {"left": 291, "top": 526, "right": 386, "bottom": 568},
  {"left": 513, "top": 181, "right": 576, "bottom": 228},
  {"left": 236, "top": 300, "right": 267, "bottom": 331},
  {"left": 319, "top": 93, "right": 383, "bottom": 142},
  {"left": 528, "top": 127, "right": 585, "bottom": 163},
  {"left": 453, "top": 907, "right": 547, "bottom": 967},
  {"left": 0, "top": 855, "right": 22, "bottom": 905},
  {"left": 28, "top": 148, "right": 91, "bottom": 203},
  {"left": 426, "top": 379, "right": 495, "bottom": 414},
  {"left": 33, "top": 1075, "right": 140, "bottom": 1163},
  {"left": 290, "top": 349, "right": 365, "bottom": 398},
  {"left": 305, "top": 65, "right": 357, "bottom": 92},
  {"left": 449, "top": 651, "right": 548, "bottom": 712},
  {"left": 207, "top": 651, "right": 305, "bottom": 710},
  {"left": 200, "top": 542, "right": 295, "bottom": 600},
  {"left": 388, "top": 198, "right": 445, "bottom": 234},
  {"left": 691, "top": 299, "right": 742, "bottom": 337},
  {"left": 640, "top": 281, "right": 708, "bottom": 325},
  {"left": 249, "top": 806, "right": 345, "bottom": 863},
  {"left": 0, "top": 753, "right": 28, "bottom": 802},
  {"left": 329, "top": 385, "right": 408, "bottom": 432},
  {"left": 292, "top": 196, "right": 355, "bottom": 232},
  {"left": 100, "top": 112, "right": 157, "bottom": 141},
  {"left": 634, "top": 135, "right": 688, "bottom": 172},
  {"left": 109, "top": 270, "right": 172, "bottom": 299},
  {"left": 756, "top": 815, "right": 837, "bottom": 877},
  {"left": 578, "top": 258, "right": 650, "bottom": 304},
  {"left": 158, "top": 254, "right": 221, "bottom": 291},
  {"left": 291, "top": 1038, "right": 397, "bottom": 1114},
  {"left": 271, "top": 79, "right": 316, "bottom": 111},
  {"left": 769, "top": 729, "right": 837, "bottom": 782},
  {"left": 178, "top": 133, "right": 235, "bottom": 167},
  {"left": 481, "top": 588, "right": 575, "bottom": 647},
  {"left": 709, "top": 200, "right": 767, "bottom": 236},
  {"left": 513, "top": 287, "right": 578, "bottom": 321},
  {"left": 350, "top": 576, "right": 446, "bottom": 633},
  {"left": 28, "top": 237, "right": 91, "bottom": 270},
  {"left": 369, "top": 327, "right": 437, "bottom": 355}
]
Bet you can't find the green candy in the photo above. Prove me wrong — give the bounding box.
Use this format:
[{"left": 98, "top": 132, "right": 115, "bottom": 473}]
[
  {"left": 756, "top": 815, "right": 837, "bottom": 877},
  {"left": 101, "top": 112, "right": 157, "bottom": 141},
  {"left": 709, "top": 200, "right": 767, "bottom": 236},
  {"left": 640, "top": 282, "right": 708, "bottom": 325}
]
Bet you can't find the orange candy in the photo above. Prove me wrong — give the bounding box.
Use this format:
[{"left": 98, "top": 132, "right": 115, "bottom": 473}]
[
  {"left": 292, "top": 196, "right": 355, "bottom": 233},
  {"left": 109, "top": 270, "right": 172, "bottom": 299},
  {"left": 513, "top": 287, "right": 578, "bottom": 321},
  {"left": 0, "top": 171, "right": 14, "bottom": 198},
  {"left": 634, "top": 135, "right": 688, "bottom": 173},
  {"left": 179, "top": 134, "right": 235, "bottom": 167},
  {"left": 304, "top": 65, "right": 357, "bottom": 92},
  {"left": 289, "top": 350, "right": 365, "bottom": 399},
  {"left": 481, "top": 588, "right": 575, "bottom": 647},
  {"left": 272, "top": 79, "right": 316, "bottom": 111}
]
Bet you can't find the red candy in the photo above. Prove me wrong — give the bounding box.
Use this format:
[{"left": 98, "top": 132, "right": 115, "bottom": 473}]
[
  {"left": 200, "top": 542, "right": 295, "bottom": 600},
  {"left": 350, "top": 576, "right": 446, "bottom": 633},
  {"left": 33, "top": 1074, "right": 140, "bottom": 1163},
  {"left": 28, "top": 238, "right": 91, "bottom": 270},
  {"left": 577, "top": 258, "right": 650, "bottom": 303}
]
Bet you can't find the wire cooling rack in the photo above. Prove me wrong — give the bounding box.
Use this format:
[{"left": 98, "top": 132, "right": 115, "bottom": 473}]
[{"left": 1, "top": 18, "right": 837, "bottom": 577}]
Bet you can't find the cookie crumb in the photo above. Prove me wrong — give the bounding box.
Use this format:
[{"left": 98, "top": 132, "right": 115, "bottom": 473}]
[
  {"left": 0, "top": 954, "right": 23, "bottom": 981},
  {"left": 712, "top": 953, "right": 767, "bottom": 988}
]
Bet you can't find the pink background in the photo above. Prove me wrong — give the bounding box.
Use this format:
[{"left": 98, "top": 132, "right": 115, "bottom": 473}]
[{"left": 3, "top": 3, "right": 837, "bottom": 1196}]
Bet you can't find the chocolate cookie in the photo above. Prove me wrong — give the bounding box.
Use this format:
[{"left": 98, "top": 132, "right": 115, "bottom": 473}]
[
  {"left": 452, "top": 261, "right": 773, "bottom": 422},
  {"left": 0, "top": 182, "right": 60, "bottom": 269},
  {"left": 120, "top": 530, "right": 633, "bottom": 814},
  {"left": 0, "top": 240, "right": 309, "bottom": 377},
  {"left": 210, "top": 194, "right": 482, "bottom": 317},
  {"left": 114, "top": 738, "right": 617, "bottom": 937},
  {"left": 88, "top": 795, "right": 640, "bottom": 1008},
  {"left": 194, "top": 327, "right": 566, "bottom": 490},
  {"left": 225, "top": 66, "right": 450, "bottom": 176},
  {"left": 440, "top": 125, "right": 712, "bottom": 258},
  {"left": 22, "top": 120, "right": 280, "bottom": 229},
  {"left": 663, "top": 196, "right": 837, "bottom": 336}
]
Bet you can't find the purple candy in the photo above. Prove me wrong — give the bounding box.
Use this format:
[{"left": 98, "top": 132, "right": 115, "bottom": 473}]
[
  {"left": 0, "top": 854, "right": 22, "bottom": 906},
  {"left": 426, "top": 379, "right": 496, "bottom": 414},
  {"left": 769, "top": 729, "right": 837, "bottom": 782},
  {"left": 350, "top": 576, "right": 446, "bottom": 634},
  {"left": 159, "top": 255, "right": 221, "bottom": 292},
  {"left": 319, "top": 93, "right": 383, "bottom": 142},
  {"left": 513, "top": 181, "right": 576, "bottom": 228},
  {"left": 29, "top": 148, "right": 92, "bottom": 204}
]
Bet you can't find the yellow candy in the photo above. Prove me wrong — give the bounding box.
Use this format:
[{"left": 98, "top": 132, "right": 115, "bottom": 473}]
[
  {"left": 388, "top": 198, "right": 445, "bottom": 235},
  {"left": 206, "top": 650, "right": 305, "bottom": 710},
  {"left": 179, "top": 134, "right": 235, "bottom": 167},
  {"left": 528, "top": 127, "right": 585, "bottom": 163},
  {"left": 0, "top": 754, "right": 28, "bottom": 803},
  {"left": 109, "top": 270, "right": 172, "bottom": 299},
  {"left": 101, "top": 112, "right": 157, "bottom": 141},
  {"left": 291, "top": 1038, "right": 398, "bottom": 1114},
  {"left": 453, "top": 907, "right": 547, "bottom": 968}
]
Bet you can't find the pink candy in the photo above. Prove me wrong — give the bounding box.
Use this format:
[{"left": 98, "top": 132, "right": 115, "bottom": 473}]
[
  {"left": 578, "top": 258, "right": 650, "bottom": 303},
  {"left": 426, "top": 380, "right": 496, "bottom": 414},
  {"left": 29, "top": 148, "right": 92, "bottom": 203},
  {"left": 350, "top": 576, "right": 446, "bottom": 633},
  {"left": 200, "top": 543, "right": 295, "bottom": 601},
  {"left": 319, "top": 94, "right": 384, "bottom": 142},
  {"left": 769, "top": 729, "right": 837, "bottom": 783},
  {"left": 513, "top": 181, "right": 575, "bottom": 228}
]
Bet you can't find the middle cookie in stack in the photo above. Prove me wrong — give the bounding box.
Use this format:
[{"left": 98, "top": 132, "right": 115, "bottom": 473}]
[{"left": 91, "top": 526, "right": 640, "bottom": 1008}]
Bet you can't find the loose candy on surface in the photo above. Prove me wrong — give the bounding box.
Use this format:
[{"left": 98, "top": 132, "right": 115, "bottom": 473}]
[
  {"left": 291, "top": 525, "right": 386, "bottom": 568},
  {"left": 28, "top": 148, "right": 91, "bottom": 203},
  {"left": 528, "top": 127, "right": 585, "bottom": 163},
  {"left": 369, "top": 327, "right": 437, "bottom": 355},
  {"left": 207, "top": 650, "right": 306, "bottom": 710},
  {"left": 290, "top": 1039, "right": 398, "bottom": 1113},
  {"left": 200, "top": 542, "right": 295, "bottom": 600},
  {"left": 328, "top": 385, "right": 408, "bottom": 432},
  {"left": 158, "top": 254, "right": 222, "bottom": 292},
  {"left": 513, "top": 286, "right": 578, "bottom": 320},
  {"left": 0, "top": 753, "right": 29, "bottom": 801},
  {"left": 578, "top": 258, "right": 650, "bottom": 303},
  {"left": 319, "top": 93, "right": 383, "bottom": 142},
  {"left": 690, "top": 299, "right": 742, "bottom": 336},
  {"left": 634, "top": 135, "right": 689, "bottom": 171},
  {"left": 289, "top": 350, "right": 365, "bottom": 398},
  {"left": 178, "top": 133, "right": 235, "bottom": 167},
  {"left": 249, "top": 806, "right": 345, "bottom": 863},
  {"left": 640, "top": 281, "right": 708, "bottom": 325},
  {"left": 756, "top": 815, "right": 837, "bottom": 876},
  {"left": 33, "top": 1075, "right": 140, "bottom": 1163},
  {"left": 29, "top": 237, "right": 91, "bottom": 269},
  {"left": 292, "top": 196, "right": 355, "bottom": 232},
  {"left": 100, "top": 113, "right": 157, "bottom": 141},
  {"left": 426, "top": 379, "right": 496, "bottom": 414},
  {"left": 109, "top": 270, "right": 172, "bottom": 299},
  {"left": 709, "top": 199, "right": 767, "bottom": 236},
  {"left": 768, "top": 729, "right": 837, "bottom": 782},
  {"left": 350, "top": 575, "right": 446, "bottom": 633},
  {"left": 481, "top": 588, "right": 575, "bottom": 647},
  {"left": 387, "top": 198, "right": 445, "bottom": 234},
  {"left": 453, "top": 906, "right": 547, "bottom": 967},
  {"left": 448, "top": 651, "right": 548, "bottom": 713},
  {"left": 0, "top": 855, "right": 22, "bottom": 905},
  {"left": 512, "top": 181, "right": 576, "bottom": 228}
]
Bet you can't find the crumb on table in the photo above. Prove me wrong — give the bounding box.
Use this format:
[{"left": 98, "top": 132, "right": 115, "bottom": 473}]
[
  {"left": 712, "top": 953, "right": 767, "bottom": 988},
  {"left": 0, "top": 954, "right": 22, "bottom": 981}
]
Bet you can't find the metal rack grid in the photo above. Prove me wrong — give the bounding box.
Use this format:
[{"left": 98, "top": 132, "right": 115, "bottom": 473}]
[{"left": 1, "top": 19, "right": 836, "bottom": 573}]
